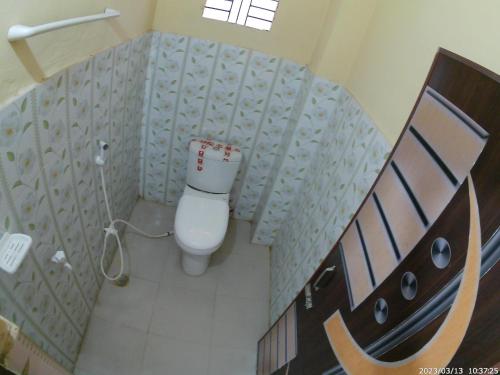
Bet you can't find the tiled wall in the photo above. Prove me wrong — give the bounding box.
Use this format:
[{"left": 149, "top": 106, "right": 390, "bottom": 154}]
[
  {"left": 252, "top": 77, "right": 342, "bottom": 244},
  {"left": 138, "top": 32, "right": 391, "bottom": 323},
  {"left": 0, "top": 34, "right": 150, "bottom": 370},
  {"left": 269, "top": 88, "right": 391, "bottom": 322},
  {"left": 140, "top": 32, "right": 310, "bottom": 219},
  {"left": 0, "top": 28, "right": 391, "bottom": 365}
]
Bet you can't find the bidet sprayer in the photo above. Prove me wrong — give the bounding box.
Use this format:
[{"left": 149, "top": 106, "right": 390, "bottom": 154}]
[{"left": 95, "top": 140, "right": 109, "bottom": 166}]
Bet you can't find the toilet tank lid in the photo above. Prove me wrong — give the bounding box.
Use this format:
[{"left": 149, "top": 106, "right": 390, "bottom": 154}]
[{"left": 189, "top": 138, "right": 242, "bottom": 163}]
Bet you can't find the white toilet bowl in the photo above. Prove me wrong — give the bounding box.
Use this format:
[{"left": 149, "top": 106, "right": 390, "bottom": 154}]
[
  {"left": 173, "top": 138, "right": 241, "bottom": 276},
  {"left": 174, "top": 186, "right": 229, "bottom": 275}
]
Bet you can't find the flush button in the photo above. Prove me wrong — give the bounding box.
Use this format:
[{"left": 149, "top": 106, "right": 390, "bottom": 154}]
[
  {"left": 374, "top": 298, "right": 388, "bottom": 324},
  {"left": 431, "top": 237, "right": 451, "bottom": 269},
  {"left": 401, "top": 271, "right": 418, "bottom": 300}
]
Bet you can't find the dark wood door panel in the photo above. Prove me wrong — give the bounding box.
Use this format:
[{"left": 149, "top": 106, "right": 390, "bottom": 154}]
[
  {"left": 344, "top": 184, "right": 470, "bottom": 346},
  {"left": 379, "top": 260, "right": 500, "bottom": 367},
  {"left": 265, "top": 49, "right": 500, "bottom": 375}
]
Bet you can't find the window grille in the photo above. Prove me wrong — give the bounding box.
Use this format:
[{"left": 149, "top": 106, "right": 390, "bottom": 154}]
[{"left": 202, "top": 0, "right": 279, "bottom": 31}]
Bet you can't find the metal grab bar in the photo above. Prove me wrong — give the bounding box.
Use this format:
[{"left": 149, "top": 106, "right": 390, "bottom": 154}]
[{"left": 7, "top": 8, "right": 120, "bottom": 42}]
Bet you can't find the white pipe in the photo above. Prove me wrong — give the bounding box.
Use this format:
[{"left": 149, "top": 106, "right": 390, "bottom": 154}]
[{"left": 7, "top": 8, "right": 120, "bottom": 42}]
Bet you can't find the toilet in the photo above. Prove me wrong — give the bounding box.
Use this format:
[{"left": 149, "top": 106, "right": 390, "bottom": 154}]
[{"left": 174, "top": 139, "right": 242, "bottom": 275}]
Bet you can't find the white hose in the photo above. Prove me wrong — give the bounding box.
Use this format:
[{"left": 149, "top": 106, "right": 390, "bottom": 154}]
[{"left": 99, "top": 167, "right": 174, "bottom": 281}]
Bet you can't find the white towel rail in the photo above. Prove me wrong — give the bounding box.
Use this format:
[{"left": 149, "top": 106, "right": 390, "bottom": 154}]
[{"left": 7, "top": 8, "right": 120, "bottom": 42}]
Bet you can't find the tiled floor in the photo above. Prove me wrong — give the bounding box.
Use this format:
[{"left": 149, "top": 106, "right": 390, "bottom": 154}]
[{"left": 75, "top": 199, "right": 270, "bottom": 375}]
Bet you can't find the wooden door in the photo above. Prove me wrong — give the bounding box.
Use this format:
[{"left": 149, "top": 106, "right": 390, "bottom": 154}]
[{"left": 263, "top": 49, "right": 500, "bottom": 375}]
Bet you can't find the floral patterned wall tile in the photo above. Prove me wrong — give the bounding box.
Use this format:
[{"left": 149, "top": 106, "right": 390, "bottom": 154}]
[
  {"left": 142, "top": 33, "right": 189, "bottom": 203},
  {"left": 0, "top": 92, "right": 85, "bottom": 365},
  {"left": 139, "top": 33, "right": 308, "bottom": 213},
  {"left": 208, "top": 50, "right": 278, "bottom": 211},
  {"left": 198, "top": 44, "right": 250, "bottom": 141},
  {"left": 140, "top": 32, "right": 161, "bottom": 197},
  {"left": 109, "top": 42, "right": 130, "bottom": 220},
  {"left": 250, "top": 70, "right": 314, "bottom": 240},
  {"left": 164, "top": 38, "right": 220, "bottom": 204},
  {"left": 91, "top": 47, "right": 114, "bottom": 231},
  {"left": 0, "top": 34, "right": 148, "bottom": 371},
  {"left": 67, "top": 60, "right": 104, "bottom": 287},
  {"left": 0, "top": 287, "right": 75, "bottom": 370},
  {"left": 251, "top": 76, "right": 341, "bottom": 244},
  {"left": 137, "top": 33, "right": 391, "bottom": 325},
  {"left": 268, "top": 91, "right": 390, "bottom": 323},
  {"left": 35, "top": 71, "right": 98, "bottom": 309},
  {"left": 122, "top": 34, "right": 151, "bottom": 219},
  {"left": 0, "top": 315, "right": 73, "bottom": 375},
  {"left": 0, "top": 28, "right": 392, "bottom": 360},
  {"left": 233, "top": 60, "right": 308, "bottom": 220}
]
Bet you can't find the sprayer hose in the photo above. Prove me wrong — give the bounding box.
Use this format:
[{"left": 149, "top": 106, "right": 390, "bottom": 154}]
[{"left": 99, "top": 167, "right": 173, "bottom": 281}]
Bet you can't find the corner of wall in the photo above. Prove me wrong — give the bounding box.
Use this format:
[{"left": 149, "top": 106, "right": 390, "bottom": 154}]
[
  {"left": 0, "top": 1, "right": 157, "bottom": 106},
  {"left": 308, "top": 0, "right": 341, "bottom": 75},
  {"left": 309, "top": 0, "right": 379, "bottom": 85},
  {"left": 268, "top": 85, "right": 391, "bottom": 322},
  {"left": 149, "top": 0, "right": 160, "bottom": 29},
  {"left": 0, "top": 32, "right": 150, "bottom": 369},
  {"left": 250, "top": 68, "right": 315, "bottom": 242}
]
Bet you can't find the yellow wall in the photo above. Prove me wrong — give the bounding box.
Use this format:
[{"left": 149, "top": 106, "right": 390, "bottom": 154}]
[
  {"left": 310, "top": 0, "right": 378, "bottom": 85},
  {"left": 0, "top": 0, "right": 156, "bottom": 106},
  {"left": 3, "top": 0, "right": 500, "bottom": 145},
  {"left": 344, "top": 0, "right": 500, "bottom": 144},
  {"left": 152, "top": 0, "right": 330, "bottom": 65}
]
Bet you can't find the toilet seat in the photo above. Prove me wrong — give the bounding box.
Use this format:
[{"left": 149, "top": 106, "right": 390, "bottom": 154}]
[{"left": 174, "top": 189, "right": 229, "bottom": 256}]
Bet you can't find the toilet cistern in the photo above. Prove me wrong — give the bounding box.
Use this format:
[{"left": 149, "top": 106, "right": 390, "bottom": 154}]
[{"left": 174, "top": 138, "right": 242, "bottom": 276}]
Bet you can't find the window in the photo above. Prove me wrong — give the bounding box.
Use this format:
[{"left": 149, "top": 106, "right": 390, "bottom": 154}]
[{"left": 202, "top": 0, "right": 279, "bottom": 31}]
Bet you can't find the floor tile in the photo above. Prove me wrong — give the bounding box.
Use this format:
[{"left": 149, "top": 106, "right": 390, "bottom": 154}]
[
  {"left": 217, "top": 250, "right": 270, "bottom": 301},
  {"left": 161, "top": 245, "right": 221, "bottom": 295},
  {"left": 108, "top": 234, "right": 173, "bottom": 283},
  {"left": 77, "top": 200, "right": 271, "bottom": 374},
  {"left": 150, "top": 285, "right": 215, "bottom": 345},
  {"left": 215, "top": 220, "right": 270, "bottom": 300},
  {"left": 217, "top": 220, "right": 269, "bottom": 256},
  {"left": 222, "top": 219, "right": 252, "bottom": 251},
  {"left": 208, "top": 345, "right": 257, "bottom": 375},
  {"left": 212, "top": 294, "right": 269, "bottom": 350},
  {"left": 141, "top": 334, "right": 210, "bottom": 375},
  {"left": 128, "top": 199, "right": 176, "bottom": 232},
  {"left": 74, "top": 368, "right": 94, "bottom": 375},
  {"left": 93, "top": 276, "right": 158, "bottom": 332},
  {"left": 75, "top": 316, "right": 147, "bottom": 375}
]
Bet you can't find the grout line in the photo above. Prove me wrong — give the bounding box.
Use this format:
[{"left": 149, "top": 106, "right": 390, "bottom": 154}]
[
  {"left": 118, "top": 42, "right": 133, "bottom": 223},
  {"left": 64, "top": 69, "right": 101, "bottom": 286},
  {"left": 0, "top": 165, "right": 85, "bottom": 338},
  {"left": 0, "top": 153, "right": 80, "bottom": 361},
  {"left": 144, "top": 270, "right": 162, "bottom": 337},
  {"left": 141, "top": 33, "right": 161, "bottom": 198},
  {"left": 82, "top": 201, "right": 268, "bottom": 371},
  {"left": 197, "top": 42, "right": 222, "bottom": 137},
  {"left": 107, "top": 47, "right": 116, "bottom": 217},
  {"left": 250, "top": 68, "right": 314, "bottom": 232},
  {"left": 89, "top": 55, "right": 105, "bottom": 231},
  {"left": 225, "top": 49, "right": 253, "bottom": 143},
  {"left": 0, "top": 276, "right": 76, "bottom": 364},
  {"left": 273, "top": 95, "right": 363, "bottom": 277},
  {"left": 232, "top": 58, "right": 284, "bottom": 211},
  {"left": 162, "top": 36, "right": 192, "bottom": 204},
  {"left": 278, "top": 85, "right": 348, "bottom": 234},
  {"left": 31, "top": 89, "right": 93, "bottom": 313},
  {"left": 271, "top": 132, "right": 378, "bottom": 311}
]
